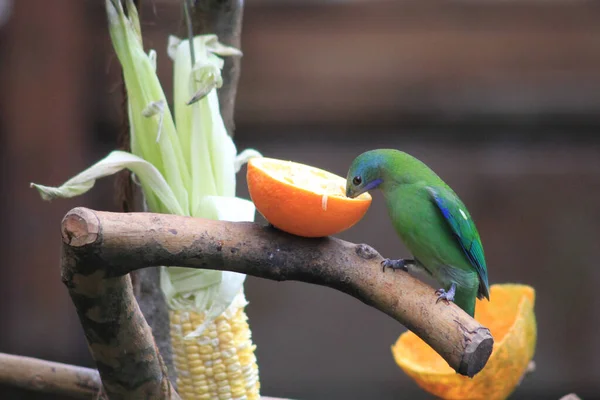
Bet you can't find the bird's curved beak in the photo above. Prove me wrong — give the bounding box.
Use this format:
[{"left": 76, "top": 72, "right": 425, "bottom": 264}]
[{"left": 346, "top": 185, "right": 359, "bottom": 199}]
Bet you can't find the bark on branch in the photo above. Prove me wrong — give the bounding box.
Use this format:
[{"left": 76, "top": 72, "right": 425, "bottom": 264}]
[{"left": 60, "top": 207, "right": 493, "bottom": 395}]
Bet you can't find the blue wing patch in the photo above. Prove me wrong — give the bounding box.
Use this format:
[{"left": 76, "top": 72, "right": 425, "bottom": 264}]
[{"left": 428, "top": 186, "right": 490, "bottom": 300}]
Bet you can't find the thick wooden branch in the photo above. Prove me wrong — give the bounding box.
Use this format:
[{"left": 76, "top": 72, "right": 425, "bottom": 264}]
[{"left": 61, "top": 207, "right": 493, "bottom": 387}]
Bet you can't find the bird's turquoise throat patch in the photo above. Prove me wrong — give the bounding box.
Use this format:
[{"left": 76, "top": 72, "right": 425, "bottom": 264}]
[{"left": 363, "top": 178, "right": 383, "bottom": 192}]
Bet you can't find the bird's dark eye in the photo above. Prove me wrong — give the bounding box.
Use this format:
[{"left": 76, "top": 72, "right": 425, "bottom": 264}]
[{"left": 352, "top": 176, "right": 362, "bottom": 186}]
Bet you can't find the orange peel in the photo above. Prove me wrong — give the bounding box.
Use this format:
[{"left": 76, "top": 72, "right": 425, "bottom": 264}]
[
  {"left": 392, "top": 284, "right": 536, "bottom": 400},
  {"left": 246, "top": 157, "right": 372, "bottom": 238}
]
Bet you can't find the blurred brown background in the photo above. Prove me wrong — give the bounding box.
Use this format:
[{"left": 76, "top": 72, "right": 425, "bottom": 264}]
[{"left": 1, "top": 0, "right": 600, "bottom": 399}]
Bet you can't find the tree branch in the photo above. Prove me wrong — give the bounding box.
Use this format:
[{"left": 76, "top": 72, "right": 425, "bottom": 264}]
[
  {"left": 61, "top": 211, "right": 179, "bottom": 399},
  {"left": 0, "top": 352, "right": 105, "bottom": 399},
  {"left": 0, "top": 352, "right": 289, "bottom": 400},
  {"left": 60, "top": 207, "right": 493, "bottom": 391}
]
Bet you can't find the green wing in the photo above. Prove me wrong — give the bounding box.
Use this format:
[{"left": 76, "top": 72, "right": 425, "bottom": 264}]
[{"left": 428, "top": 186, "right": 490, "bottom": 300}]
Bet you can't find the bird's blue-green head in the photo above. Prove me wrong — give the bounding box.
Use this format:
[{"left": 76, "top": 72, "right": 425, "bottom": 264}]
[
  {"left": 345, "top": 149, "right": 391, "bottom": 198},
  {"left": 346, "top": 149, "right": 439, "bottom": 198}
]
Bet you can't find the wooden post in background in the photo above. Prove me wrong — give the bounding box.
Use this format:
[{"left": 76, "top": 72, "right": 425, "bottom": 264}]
[{"left": 189, "top": 0, "right": 244, "bottom": 136}]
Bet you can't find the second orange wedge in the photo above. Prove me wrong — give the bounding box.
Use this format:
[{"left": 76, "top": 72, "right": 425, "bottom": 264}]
[{"left": 391, "top": 284, "right": 537, "bottom": 400}]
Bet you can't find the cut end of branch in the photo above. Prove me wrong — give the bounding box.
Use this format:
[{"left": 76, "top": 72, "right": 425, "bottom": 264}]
[
  {"left": 61, "top": 207, "right": 100, "bottom": 247},
  {"left": 458, "top": 327, "right": 494, "bottom": 377}
]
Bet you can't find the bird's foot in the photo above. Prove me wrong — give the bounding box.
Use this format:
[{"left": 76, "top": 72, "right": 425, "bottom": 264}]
[
  {"left": 435, "top": 283, "right": 456, "bottom": 304},
  {"left": 381, "top": 258, "right": 415, "bottom": 272}
]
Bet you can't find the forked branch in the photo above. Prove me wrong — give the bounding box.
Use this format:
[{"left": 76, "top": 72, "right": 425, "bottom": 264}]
[{"left": 60, "top": 207, "right": 493, "bottom": 397}]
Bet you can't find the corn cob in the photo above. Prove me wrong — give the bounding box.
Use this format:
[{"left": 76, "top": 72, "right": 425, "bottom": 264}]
[{"left": 170, "top": 292, "right": 260, "bottom": 400}]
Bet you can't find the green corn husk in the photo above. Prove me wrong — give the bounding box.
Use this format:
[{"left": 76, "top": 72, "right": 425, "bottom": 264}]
[{"left": 31, "top": 1, "right": 263, "bottom": 397}]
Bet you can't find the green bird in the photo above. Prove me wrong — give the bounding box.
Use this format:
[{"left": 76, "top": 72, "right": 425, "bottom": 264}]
[{"left": 345, "top": 149, "right": 489, "bottom": 317}]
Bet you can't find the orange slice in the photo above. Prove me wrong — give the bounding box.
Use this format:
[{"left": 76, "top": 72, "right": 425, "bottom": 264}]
[
  {"left": 246, "top": 157, "right": 372, "bottom": 238},
  {"left": 392, "top": 284, "right": 536, "bottom": 400}
]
